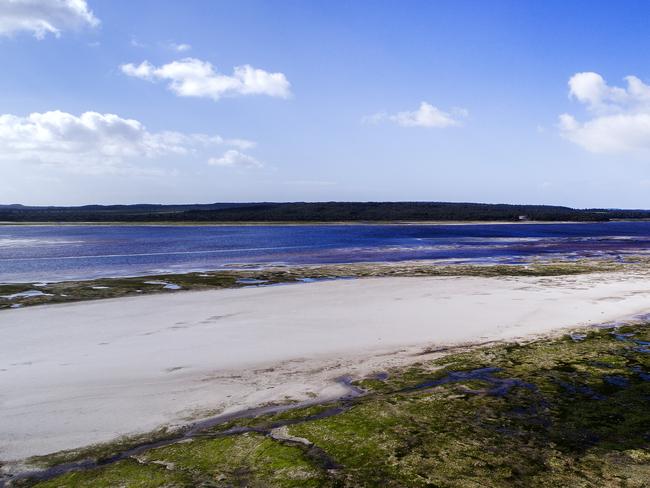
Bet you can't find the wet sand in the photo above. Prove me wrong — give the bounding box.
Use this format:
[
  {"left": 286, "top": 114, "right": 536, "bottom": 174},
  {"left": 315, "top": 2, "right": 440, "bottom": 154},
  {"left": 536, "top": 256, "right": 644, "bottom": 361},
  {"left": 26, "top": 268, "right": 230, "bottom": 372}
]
[{"left": 2, "top": 272, "right": 650, "bottom": 464}]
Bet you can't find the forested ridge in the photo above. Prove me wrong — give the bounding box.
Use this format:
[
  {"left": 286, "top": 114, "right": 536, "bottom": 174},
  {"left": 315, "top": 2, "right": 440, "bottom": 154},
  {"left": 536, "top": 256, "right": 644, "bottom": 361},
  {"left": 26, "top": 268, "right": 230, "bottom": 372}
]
[{"left": 1, "top": 202, "right": 648, "bottom": 222}]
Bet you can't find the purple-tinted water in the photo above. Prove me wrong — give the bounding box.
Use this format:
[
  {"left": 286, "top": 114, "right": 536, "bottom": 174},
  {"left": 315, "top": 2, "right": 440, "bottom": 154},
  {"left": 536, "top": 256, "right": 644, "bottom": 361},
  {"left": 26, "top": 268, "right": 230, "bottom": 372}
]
[{"left": 1, "top": 222, "right": 650, "bottom": 282}]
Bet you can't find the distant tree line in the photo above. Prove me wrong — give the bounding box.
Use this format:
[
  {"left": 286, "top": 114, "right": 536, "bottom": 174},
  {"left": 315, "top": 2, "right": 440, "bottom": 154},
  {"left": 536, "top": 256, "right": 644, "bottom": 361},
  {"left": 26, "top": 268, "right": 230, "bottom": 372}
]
[{"left": 0, "top": 202, "right": 648, "bottom": 223}]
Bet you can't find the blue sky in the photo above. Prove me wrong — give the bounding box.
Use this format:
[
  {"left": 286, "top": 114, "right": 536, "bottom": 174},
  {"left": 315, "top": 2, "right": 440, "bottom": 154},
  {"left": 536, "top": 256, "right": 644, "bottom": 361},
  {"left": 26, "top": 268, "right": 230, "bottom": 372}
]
[{"left": 1, "top": 0, "right": 650, "bottom": 207}]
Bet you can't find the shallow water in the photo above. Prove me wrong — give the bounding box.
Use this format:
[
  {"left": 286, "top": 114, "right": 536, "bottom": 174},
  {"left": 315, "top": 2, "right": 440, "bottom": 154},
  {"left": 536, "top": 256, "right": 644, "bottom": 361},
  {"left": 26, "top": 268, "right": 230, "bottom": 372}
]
[
  {"left": 404, "top": 367, "right": 537, "bottom": 397},
  {"left": 2, "top": 221, "right": 650, "bottom": 282}
]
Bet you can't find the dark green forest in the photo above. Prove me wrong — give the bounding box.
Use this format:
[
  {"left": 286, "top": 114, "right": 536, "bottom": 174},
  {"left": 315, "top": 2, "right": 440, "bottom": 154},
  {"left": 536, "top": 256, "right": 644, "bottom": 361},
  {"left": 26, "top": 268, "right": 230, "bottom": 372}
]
[{"left": 1, "top": 202, "right": 649, "bottom": 223}]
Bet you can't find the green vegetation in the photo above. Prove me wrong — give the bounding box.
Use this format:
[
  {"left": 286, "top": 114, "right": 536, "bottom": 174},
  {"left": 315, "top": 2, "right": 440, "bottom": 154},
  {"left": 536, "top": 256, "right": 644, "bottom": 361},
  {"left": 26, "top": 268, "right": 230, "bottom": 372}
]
[
  {"left": 289, "top": 326, "right": 650, "bottom": 486},
  {"left": 23, "top": 428, "right": 182, "bottom": 471},
  {"left": 3, "top": 201, "right": 648, "bottom": 222},
  {"left": 25, "top": 460, "right": 188, "bottom": 488},
  {"left": 0, "top": 258, "right": 626, "bottom": 310},
  {"left": 138, "top": 433, "right": 328, "bottom": 487},
  {"left": 12, "top": 323, "right": 650, "bottom": 487},
  {"left": 29, "top": 435, "right": 327, "bottom": 488}
]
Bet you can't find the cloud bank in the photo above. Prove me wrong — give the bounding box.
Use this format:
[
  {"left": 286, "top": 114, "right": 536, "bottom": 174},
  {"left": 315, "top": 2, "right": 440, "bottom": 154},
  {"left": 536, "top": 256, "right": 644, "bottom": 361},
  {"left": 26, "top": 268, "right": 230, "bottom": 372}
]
[
  {"left": 0, "top": 0, "right": 99, "bottom": 39},
  {"left": 121, "top": 58, "right": 291, "bottom": 101},
  {"left": 365, "top": 102, "right": 467, "bottom": 128},
  {"left": 559, "top": 72, "right": 650, "bottom": 153},
  {"left": 0, "top": 110, "right": 255, "bottom": 174}
]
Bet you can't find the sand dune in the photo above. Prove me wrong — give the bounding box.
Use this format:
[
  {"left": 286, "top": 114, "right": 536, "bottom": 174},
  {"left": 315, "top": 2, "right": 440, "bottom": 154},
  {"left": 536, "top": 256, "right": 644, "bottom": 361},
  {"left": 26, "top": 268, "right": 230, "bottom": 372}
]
[{"left": 2, "top": 272, "right": 650, "bottom": 463}]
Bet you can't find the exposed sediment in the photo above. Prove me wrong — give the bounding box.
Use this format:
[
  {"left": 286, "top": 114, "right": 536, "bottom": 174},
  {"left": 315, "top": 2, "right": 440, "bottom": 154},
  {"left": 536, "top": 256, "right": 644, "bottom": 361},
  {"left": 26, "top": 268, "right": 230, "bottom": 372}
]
[{"left": 5, "top": 322, "right": 650, "bottom": 487}]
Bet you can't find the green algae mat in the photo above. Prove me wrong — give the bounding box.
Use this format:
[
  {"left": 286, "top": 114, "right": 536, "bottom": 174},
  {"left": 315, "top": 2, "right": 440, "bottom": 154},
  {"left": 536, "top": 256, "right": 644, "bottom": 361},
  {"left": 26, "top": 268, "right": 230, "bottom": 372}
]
[
  {"left": 0, "top": 259, "right": 623, "bottom": 311},
  {"left": 14, "top": 323, "right": 650, "bottom": 487}
]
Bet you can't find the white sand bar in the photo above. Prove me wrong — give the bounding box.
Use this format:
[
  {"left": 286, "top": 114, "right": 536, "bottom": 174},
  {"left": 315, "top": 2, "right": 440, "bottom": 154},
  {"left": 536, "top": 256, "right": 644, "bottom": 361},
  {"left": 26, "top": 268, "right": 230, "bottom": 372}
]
[{"left": 2, "top": 273, "right": 650, "bottom": 463}]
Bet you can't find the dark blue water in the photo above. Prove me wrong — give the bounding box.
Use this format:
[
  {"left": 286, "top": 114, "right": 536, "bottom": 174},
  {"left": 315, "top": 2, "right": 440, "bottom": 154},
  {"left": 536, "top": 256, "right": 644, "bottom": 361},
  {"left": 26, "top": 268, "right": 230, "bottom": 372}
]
[{"left": 1, "top": 222, "right": 650, "bottom": 282}]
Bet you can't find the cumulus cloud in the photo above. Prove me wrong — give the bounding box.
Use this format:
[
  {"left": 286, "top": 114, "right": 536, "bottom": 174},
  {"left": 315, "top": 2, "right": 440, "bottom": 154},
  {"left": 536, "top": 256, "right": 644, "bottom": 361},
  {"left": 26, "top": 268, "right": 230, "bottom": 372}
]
[
  {"left": 0, "top": 0, "right": 99, "bottom": 39},
  {"left": 0, "top": 110, "right": 252, "bottom": 174},
  {"left": 208, "top": 150, "right": 263, "bottom": 169},
  {"left": 560, "top": 72, "right": 650, "bottom": 153},
  {"left": 364, "top": 102, "right": 467, "bottom": 128},
  {"left": 120, "top": 58, "right": 291, "bottom": 101}
]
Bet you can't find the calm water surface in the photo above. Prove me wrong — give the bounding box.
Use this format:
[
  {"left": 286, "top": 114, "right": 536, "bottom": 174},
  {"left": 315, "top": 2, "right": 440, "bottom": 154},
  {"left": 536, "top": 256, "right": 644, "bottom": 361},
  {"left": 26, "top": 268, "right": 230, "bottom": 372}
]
[{"left": 1, "top": 222, "right": 650, "bottom": 282}]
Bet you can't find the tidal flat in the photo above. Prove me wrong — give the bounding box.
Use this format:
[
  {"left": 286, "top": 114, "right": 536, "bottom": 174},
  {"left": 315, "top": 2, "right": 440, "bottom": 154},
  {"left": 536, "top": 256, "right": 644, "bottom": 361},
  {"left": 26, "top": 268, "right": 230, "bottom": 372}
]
[
  {"left": 10, "top": 323, "right": 650, "bottom": 487},
  {"left": 4, "top": 269, "right": 650, "bottom": 471},
  {"left": 0, "top": 258, "right": 628, "bottom": 310}
]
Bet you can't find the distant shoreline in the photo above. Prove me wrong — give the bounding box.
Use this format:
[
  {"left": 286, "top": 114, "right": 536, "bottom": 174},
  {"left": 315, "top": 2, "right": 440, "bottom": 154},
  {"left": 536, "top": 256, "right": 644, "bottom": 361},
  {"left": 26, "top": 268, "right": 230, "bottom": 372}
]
[
  {"left": 2, "top": 219, "right": 649, "bottom": 226},
  {"left": 3, "top": 201, "right": 647, "bottom": 224}
]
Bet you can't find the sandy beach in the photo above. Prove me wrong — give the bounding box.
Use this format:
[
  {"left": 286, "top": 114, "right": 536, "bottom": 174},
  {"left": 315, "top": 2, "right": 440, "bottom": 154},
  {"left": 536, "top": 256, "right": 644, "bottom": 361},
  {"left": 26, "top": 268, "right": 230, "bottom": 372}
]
[{"left": 2, "top": 272, "right": 650, "bottom": 464}]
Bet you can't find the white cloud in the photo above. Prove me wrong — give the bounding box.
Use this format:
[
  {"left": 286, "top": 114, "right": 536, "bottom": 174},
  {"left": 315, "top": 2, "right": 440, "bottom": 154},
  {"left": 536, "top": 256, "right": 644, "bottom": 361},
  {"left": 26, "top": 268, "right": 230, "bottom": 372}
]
[
  {"left": 364, "top": 102, "right": 467, "bottom": 128},
  {"left": 168, "top": 41, "right": 191, "bottom": 52},
  {"left": 0, "top": 110, "right": 252, "bottom": 174},
  {"left": 283, "top": 180, "right": 335, "bottom": 186},
  {"left": 560, "top": 72, "right": 650, "bottom": 153},
  {"left": 121, "top": 60, "right": 154, "bottom": 79},
  {"left": 226, "top": 138, "right": 256, "bottom": 150},
  {"left": 208, "top": 149, "right": 263, "bottom": 169},
  {"left": 130, "top": 36, "right": 146, "bottom": 48},
  {"left": 120, "top": 58, "right": 291, "bottom": 101},
  {"left": 0, "top": 0, "right": 99, "bottom": 39}
]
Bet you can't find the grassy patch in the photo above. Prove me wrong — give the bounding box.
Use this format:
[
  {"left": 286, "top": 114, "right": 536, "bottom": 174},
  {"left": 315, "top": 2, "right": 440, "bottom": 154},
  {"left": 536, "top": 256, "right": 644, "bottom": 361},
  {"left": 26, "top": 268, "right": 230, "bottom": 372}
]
[
  {"left": 137, "top": 433, "right": 328, "bottom": 487},
  {"left": 287, "top": 325, "right": 650, "bottom": 486},
  {"left": 23, "top": 428, "right": 182, "bottom": 470},
  {"left": 29, "top": 434, "right": 328, "bottom": 488},
  {"left": 27, "top": 459, "right": 190, "bottom": 488}
]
